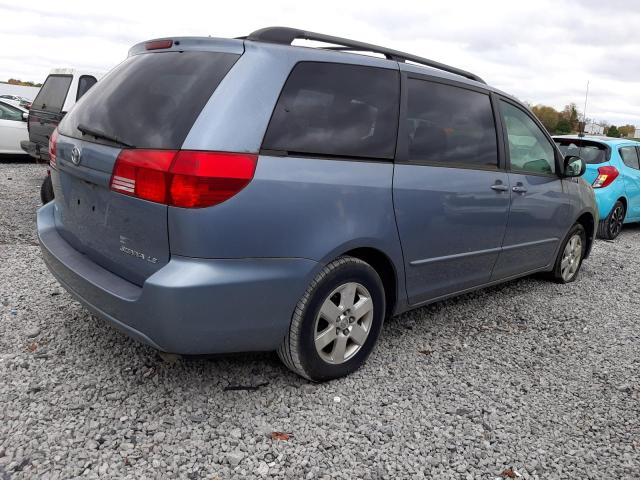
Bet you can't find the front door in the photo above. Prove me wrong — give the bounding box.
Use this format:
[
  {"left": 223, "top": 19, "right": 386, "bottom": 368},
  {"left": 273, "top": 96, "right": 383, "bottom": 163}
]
[
  {"left": 491, "top": 99, "right": 570, "bottom": 279},
  {"left": 393, "top": 75, "right": 510, "bottom": 305}
]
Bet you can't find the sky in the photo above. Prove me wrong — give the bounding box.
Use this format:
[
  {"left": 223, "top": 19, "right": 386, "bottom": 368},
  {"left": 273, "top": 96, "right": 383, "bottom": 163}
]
[{"left": 1, "top": 0, "right": 639, "bottom": 126}]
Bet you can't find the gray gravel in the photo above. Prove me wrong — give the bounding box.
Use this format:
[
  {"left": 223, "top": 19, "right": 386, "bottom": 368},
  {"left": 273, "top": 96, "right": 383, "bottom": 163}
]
[{"left": 1, "top": 160, "right": 639, "bottom": 479}]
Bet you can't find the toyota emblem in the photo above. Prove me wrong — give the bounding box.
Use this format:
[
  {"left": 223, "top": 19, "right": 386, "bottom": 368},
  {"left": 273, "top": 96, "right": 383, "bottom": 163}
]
[{"left": 71, "top": 146, "right": 82, "bottom": 166}]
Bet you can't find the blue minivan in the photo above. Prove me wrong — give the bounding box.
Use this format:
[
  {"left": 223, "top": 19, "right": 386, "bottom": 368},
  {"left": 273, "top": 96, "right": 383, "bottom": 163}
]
[{"left": 37, "top": 28, "right": 597, "bottom": 380}]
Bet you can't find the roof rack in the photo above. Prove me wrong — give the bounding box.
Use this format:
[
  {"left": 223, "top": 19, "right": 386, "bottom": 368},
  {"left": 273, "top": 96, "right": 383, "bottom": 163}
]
[{"left": 245, "top": 27, "right": 486, "bottom": 84}]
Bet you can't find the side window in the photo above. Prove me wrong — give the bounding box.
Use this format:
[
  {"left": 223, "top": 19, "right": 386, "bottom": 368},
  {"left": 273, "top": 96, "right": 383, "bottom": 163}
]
[
  {"left": 76, "top": 75, "right": 97, "bottom": 101},
  {"left": 406, "top": 79, "right": 498, "bottom": 167},
  {"left": 500, "top": 101, "right": 556, "bottom": 174},
  {"left": 32, "top": 75, "right": 72, "bottom": 113},
  {"left": 0, "top": 102, "right": 23, "bottom": 121},
  {"left": 620, "top": 146, "right": 640, "bottom": 170},
  {"left": 263, "top": 62, "right": 400, "bottom": 159}
]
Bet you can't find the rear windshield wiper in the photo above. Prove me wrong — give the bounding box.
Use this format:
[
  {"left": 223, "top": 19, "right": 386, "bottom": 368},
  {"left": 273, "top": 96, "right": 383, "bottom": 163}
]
[{"left": 77, "top": 123, "right": 135, "bottom": 148}]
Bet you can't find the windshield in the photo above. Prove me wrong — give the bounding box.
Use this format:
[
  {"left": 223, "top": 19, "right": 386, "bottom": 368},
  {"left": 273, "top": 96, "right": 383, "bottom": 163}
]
[
  {"left": 554, "top": 139, "right": 609, "bottom": 164},
  {"left": 59, "top": 51, "right": 239, "bottom": 149}
]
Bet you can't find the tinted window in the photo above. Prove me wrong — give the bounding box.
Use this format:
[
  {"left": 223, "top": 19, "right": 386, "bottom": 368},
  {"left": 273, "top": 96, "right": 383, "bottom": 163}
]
[
  {"left": 554, "top": 139, "right": 608, "bottom": 164},
  {"left": 500, "top": 101, "right": 556, "bottom": 174},
  {"left": 59, "top": 51, "right": 239, "bottom": 149},
  {"left": 620, "top": 146, "right": 640, "bottom": 170},
  {"left": 263, "top": 62, "right": 399, "bottom": 159},
  {"left": 32, "top": 75, "right": 72, "bottom": 113},
  {"left": 0, "top": 102, "right": 23, "bottom": 121},
  {"left": 76, "top": 75, "right": 97, "bottom": 101},
  {"left": 407, "top": 79, "right": 498, "bottom": 167}
]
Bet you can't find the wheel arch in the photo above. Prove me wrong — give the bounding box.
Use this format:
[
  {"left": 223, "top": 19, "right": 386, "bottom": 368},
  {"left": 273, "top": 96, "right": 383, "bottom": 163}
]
[
  {"left": 340, "top": 246, "right": 400, "bottom": 319},
  {"left": 575, "top": 211, "right": 595, "bottom": 258},
  {"left": 617, "top": 196, "right": 628, "bottom": 213}
]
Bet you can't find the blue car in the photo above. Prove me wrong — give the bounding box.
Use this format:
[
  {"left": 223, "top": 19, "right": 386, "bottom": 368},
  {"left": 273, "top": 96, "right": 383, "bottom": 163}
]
[
  {"left": 38, "top": 28, "right": 597, "bottom": 381},
  {"left": 554, "top": 136, "right": 640, "bottom": 240}
]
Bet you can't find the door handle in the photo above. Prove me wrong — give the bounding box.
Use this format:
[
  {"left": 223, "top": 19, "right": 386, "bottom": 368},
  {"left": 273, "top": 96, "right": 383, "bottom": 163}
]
[
  {"left": 512, "top": 184, "right": 527, "bottom": 194},
  {"left": 490, "top": 183, "right": 509, "bottom": 192}
]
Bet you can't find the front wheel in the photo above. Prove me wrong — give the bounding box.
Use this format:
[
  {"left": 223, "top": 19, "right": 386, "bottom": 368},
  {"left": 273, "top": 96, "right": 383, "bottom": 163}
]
[
  {"left": 597, "top": 200, "right": 625, "bottom": 240},
  {"left": 278, "top": 256, "right": 385, "bottom": 382},
  {"left": 550, "top": 223, "right": 586, "bottom": 284}
]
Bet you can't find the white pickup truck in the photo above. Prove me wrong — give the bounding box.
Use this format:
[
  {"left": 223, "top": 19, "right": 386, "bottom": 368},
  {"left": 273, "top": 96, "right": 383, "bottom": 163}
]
[{"left": 21, "top": 68, "right": 103, "bottom": 202}]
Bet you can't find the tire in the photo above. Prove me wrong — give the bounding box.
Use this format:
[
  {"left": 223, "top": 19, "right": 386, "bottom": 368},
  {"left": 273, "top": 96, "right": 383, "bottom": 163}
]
[
  {"left": 278, "top": 256, "right": 385, "bottom": 382},
  {"left": 597, "top": 200, "right": 625, "bottom": 240},
  {"left": 550, "top": 223, "right": 586, "bottom": 284},
  {"left": 40, "top": 175, "right": 54, "bottom": 204}
]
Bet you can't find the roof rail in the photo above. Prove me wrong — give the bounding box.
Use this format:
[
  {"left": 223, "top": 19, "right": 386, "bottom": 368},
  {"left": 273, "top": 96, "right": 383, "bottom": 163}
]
[{"left": 246, "top": 27, "right": 486, "bottom": 84}]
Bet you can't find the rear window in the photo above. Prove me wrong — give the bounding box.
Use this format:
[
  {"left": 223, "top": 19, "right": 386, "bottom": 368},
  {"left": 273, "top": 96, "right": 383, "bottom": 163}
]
[
  {"left": 59, "top": 51, "right": 239, "bottom": 149},
  {"left": 554, "top": 139, "right": 608, "bottom": 164},
  {"left": 32, "top": 75, "right": 72, "bottom": 113},
  {"left": 263, "top": 62, "right": 399, "bottom": 159}
]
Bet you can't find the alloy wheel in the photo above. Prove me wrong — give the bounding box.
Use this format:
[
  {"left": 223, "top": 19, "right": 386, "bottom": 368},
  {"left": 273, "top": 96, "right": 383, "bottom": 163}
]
[
  {"left": 609, "top": 205, "right": 624, "bottom": 238},
  {"left": 313, "top": 282, "right": 374, "bottom": 364},
  {"left": 560, "top": 234, "right": 583, "bottom": 282}
]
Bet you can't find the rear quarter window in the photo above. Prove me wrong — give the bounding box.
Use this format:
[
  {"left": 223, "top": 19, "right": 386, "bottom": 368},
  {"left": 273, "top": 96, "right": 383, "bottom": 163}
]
[
  {"left": 620, "top": 146, "right": 640, "bottom": 170},
  {"left": 59, "top": 51, "right": 240, "bottom": 149},
  {"left": 262, "top": 62, "right": 400, "bottom": 159},
  {"left": 32, "top": 75, "right": 72, "bottom": 113}
]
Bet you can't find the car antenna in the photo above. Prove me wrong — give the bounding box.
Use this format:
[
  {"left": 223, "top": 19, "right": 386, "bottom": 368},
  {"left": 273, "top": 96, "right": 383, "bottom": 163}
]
[{"left": 578, "top": 80, "right": 589, "bottom": 138}]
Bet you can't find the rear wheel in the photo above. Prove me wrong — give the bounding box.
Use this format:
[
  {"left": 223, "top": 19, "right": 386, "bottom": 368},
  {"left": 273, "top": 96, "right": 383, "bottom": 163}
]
[
  {"left": 597, "top": 200, "right": 625, "bottom": 240},
  {"left": 550, "top": 223, "right": 586, "bottom": 284},
  {"left": 278, "top": 256, "right": 385, "bottom": 382},
  {"left": 40, "top": 175, "right": 54, "bottom": 204}
]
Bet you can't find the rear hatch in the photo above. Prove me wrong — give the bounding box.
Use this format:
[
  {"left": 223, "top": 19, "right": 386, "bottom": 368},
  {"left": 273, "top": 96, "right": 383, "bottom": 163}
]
[
  {"left": 28, "top": 74, "right": 73, "bottom": 155},
  {"left": 554, "top": 137, "right": 610, "bottom": 185},
  {"left": 54, "top": 43, "right": 241, "bottom": 285}
]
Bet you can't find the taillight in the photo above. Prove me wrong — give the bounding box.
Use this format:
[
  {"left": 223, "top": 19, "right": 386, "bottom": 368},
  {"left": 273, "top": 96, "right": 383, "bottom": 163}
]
[
  {"left": 110, "top": 150, "right": 175, "bottom": 203},
  {"left": 169, "top": 151, "right": 257, "bottom": 208},
  {"left": 48, "top": 128, "right": 58, "bottom": 168},
  {"left": 109, "top": 150, "right": 257, "bottom": 208},
  {"left": 592, "top": 166, "right": 619, "bottom": 188}
]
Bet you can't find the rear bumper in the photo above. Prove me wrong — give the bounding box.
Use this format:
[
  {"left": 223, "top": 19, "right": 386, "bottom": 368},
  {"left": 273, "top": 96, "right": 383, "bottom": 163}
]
[
  {"left": 21, "top": 140, "right": 47, "bottom": 160},
  {"left": 37, "top": 202, "right": 318, "bottom": 354}
]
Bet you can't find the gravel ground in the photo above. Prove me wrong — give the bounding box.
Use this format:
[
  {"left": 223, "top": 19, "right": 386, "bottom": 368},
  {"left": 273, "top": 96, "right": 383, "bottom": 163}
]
[{"left": 0, "top": 160, "right": 638, "bottom": 480}]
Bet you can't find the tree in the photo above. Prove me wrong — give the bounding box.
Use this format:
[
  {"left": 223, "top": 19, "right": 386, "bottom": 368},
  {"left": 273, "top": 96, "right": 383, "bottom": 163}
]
[
  {"left": 531, "top": 105, "right": 559, "bottom": 133},
  {"left": 560, "top": 103, "right": 580, "bottom": 132},
  {"left": 4, "top": 78, "right": 42, "bottom": 87},
  {"left": 556, "top": 119, "right": 572, "bottom": 135},
  {"left": 618, "top": 125, "right": 636, "bottom": 137},
  {"left": 607, "top": 125, "right": 621, "bottom": 138}
]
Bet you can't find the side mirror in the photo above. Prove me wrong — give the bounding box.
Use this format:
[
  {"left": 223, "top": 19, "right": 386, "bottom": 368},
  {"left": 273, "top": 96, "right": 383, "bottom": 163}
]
[
  {"left": 22, "top": 112, "right": 28, "bottom": 122},
  {"left": 563, "top": 155, "right": 585, "bottom": 177}
]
